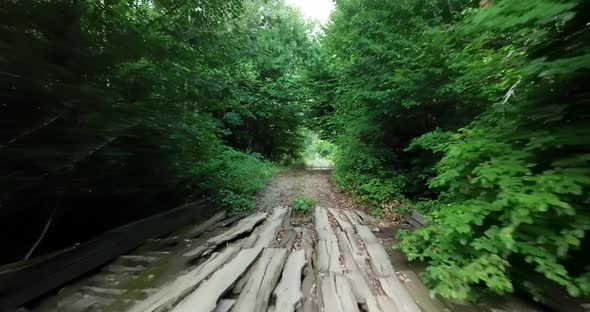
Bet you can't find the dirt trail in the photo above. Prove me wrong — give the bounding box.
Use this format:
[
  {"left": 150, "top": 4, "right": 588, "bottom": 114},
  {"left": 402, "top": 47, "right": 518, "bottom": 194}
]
[{"left": 256, "top": 169, "right": 354, "bottom": 213}]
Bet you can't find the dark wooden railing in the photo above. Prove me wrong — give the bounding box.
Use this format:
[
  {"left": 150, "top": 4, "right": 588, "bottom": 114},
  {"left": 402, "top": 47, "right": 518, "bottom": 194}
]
[{"left": 0, "top": 201, "right": 212, "bottom": 311}]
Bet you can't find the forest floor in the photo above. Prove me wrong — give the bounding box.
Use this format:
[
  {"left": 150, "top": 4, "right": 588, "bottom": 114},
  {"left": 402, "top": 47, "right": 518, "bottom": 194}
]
[{"left": 31, "top": 169, "right": 546, "bottom": 312}]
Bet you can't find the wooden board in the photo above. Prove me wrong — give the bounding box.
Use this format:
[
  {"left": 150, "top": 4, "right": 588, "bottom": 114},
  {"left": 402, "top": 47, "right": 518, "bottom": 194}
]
[
  {"left": 314, "top": 207, "right": 337, "bottom": 241},
  {"left": 207, "top": 212, "right": 267, "bottom": 246},
  {"left": 355, "top": 226, "right": 396, "bottom": 277},
  {"left": 343, "top": 210, "right": 364, "bottom": 226},
  {"left": 252, "top": 206, "right": 289, "bottom": 249},
  {"left": 129, "top": 246, "right": 240, "bottom": 312},
  {"left": 182, "top": 210, "right": 228, "bottom": 239},
  {"left": 301, "top": 228, "right": 319, "bottom": 312},
  {"left": 318, "top": 273, "right": 359, "bottom": 312},
  {"left": 213, "top": 299, "right": 235, "bottom": 312},
  {"left": 379, "top": 276, "right": 422, "bottom": 312},
  {"left": 398, "top": 270, "right": 446, "bottom": 312},
  {"left": 335, "top": 230, "right": 373, "bottom": 304},
  {"left": 315, "top": 239, "right": 342, "bottom": 274},
  {"left": 0, "top": 201, "right": 210, "bottom": 310},
  {"left": 171, "top": 247, "right": 262, "bottom": 312},
  {"left": 232, "top": 248, "right": 288, "bottom": 312},
  {"left": 273, "top": 249, "right": 306, "bottom": 312}
]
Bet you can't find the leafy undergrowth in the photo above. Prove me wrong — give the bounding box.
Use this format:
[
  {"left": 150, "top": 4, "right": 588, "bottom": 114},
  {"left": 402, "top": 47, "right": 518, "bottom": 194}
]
[{"left": 292, "top": 197, "right": 315, "bottom": 216}]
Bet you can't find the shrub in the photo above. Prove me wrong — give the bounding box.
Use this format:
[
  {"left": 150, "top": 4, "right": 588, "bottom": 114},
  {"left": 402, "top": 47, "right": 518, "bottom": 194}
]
[{"left": 292, "top": 197, "right": 315, "bottom": 216}]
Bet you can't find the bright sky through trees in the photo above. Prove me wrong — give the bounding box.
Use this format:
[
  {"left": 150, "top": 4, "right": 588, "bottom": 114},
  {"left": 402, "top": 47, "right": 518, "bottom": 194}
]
[{"left": 286, "top": 0, "right": 334, "bottom": 24}]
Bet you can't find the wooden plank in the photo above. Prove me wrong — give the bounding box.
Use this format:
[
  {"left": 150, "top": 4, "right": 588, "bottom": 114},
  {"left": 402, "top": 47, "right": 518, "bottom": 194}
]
[
  {"left": 79, "top": 286, "right": 126, "bottom": 296},
  {"left": 328, "top": 208, "right": 354, "bottom": 233},
  {"left": 252, "top": 206, "right": 289, "bottom": 249},
  {"left": 232, "top": 207, "right": 290, "bottom": 294},
  {"left": 365, "top": 296, "right": 400, "bottom": 312},
  {"left": 119, "top": 255, "right": 159, "bottom": 263},
  {"left": 274, "top": 249, "right": 305, "bottom": 312},
  {"left": 379, "top": 277, "right": 421, "bottom": 312},
  {"left": 411, "top": 211, "right": 428, "bottom": 226},
  {"left": 354, "top": 225, "right": 420, "bottom": 312},
  {"left": 319, "top": 273, "right": 359, "bottom": 312},
  {"left": 406, "top": 218, "right": 423, "bottom": 229},
  {"left": 335, "top": 230, "right": 373, "bottom": 305},
  {"left": 129, "top": 246, "right": 239, "bottom": 312},
  {"left": 182, "top": 210, "right": 227, "bottom": 239},
  {"left": 278, "top": 228, "right": 297, "bottom": 249},
  {"left": 399, "top": 270, "right": 446, "bottom": 312},
  {"left": 315, "top": 207, "right": 337, "bottom": 241},
  {"left": 0, "top": 201, "right": 210, "bottom": 310},
  {"left": 274, "top": 250, "right": 306, "bottom": 312},
  {"left": 182, "top": 244, "right": 207, "bottom": 258},
  {"left": 356, "top": 226, "right": 395, "bottom": 277},
  {"left": 207, "top": 212, "right": 267, "bottom": 246},
  {"left": 315, "top": 240, "right": 342, "bottom": 274},
  {"left": 330, "top": 210, "right": 368, "bottom": 264},
  {"left": 301, "top": 228, "right": 319, "bottom": 312},
  {"left": 232, "top": 248, "right": 288, "bottom": 312},
  {"left": 343, "top": 210, "right": 363, "bottom": 226},
  {"left": 355, "top": 211, "right": 371, "bottom": 224},
  {"left": 172, "top": 247, "right": 262, "bottom": 312},
  {"left": 213, "top": 299, "right": 235, "bottom": 312}
]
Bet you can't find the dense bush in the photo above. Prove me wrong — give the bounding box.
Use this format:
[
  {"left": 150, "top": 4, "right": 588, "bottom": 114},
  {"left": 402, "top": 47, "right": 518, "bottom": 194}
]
[
  {"left": 0, "top": 0, "right": 311, "bottom": 264},
  {"left": 310, "top": 0, "right": 590, "bottom": 302}
]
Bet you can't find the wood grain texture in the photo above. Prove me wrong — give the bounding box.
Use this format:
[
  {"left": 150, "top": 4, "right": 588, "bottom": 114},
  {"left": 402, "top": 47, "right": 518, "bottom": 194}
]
[
  {"left": 171, "top": 247, "right": 262, "bottom": 312},
  {"left": 207, "top": 212, "right": 267, "bottom": 246},
  {"left": 232, "top": 248, "right": 288, "bottom": 312},
  {"left": 273, "top": 249, "right": 306, "bottom": 312}
]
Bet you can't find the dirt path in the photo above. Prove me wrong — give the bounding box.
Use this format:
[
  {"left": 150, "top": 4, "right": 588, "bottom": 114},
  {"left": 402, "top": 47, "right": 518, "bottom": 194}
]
[{"left": 256, "top": 169, "right": 354, "bottom": 213}]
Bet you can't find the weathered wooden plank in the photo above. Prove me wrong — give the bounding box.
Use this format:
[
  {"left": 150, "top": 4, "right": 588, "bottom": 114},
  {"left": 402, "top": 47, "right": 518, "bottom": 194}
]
[
  {"left": 213, "top": 299, "right": 235, "bottom": 312},
  {"left": 353, "top": 225, "right": 420, "bottom": 312},
  {"left": 232, "top": 248, "right": 288, "bottom": 312},
  {"left": 411, "top": 211, "right": 428, "bottom": 226},
  {"left": 278, "top": 228, "right": 297, "bottom": 249},
  {"left": 129, "top": 246, "right": 239, "bottom": 312},
  {"left": 172, "top": 247, "right": 262, "bottom": 312},
  {"left": 319, "top": 273, "right": 359, "bottom": 312},
  {"left": 182, "top": 244, "right": 207, "bottom": 258},
  {"left": 252, "top": 206, "right": 289, "bottom": 249},
  {"left": 207, "top": 212, "right": 267, "bottom": 246},
  {"left": 379, "top": 276, "right": 422, "bottom": 312},
  {"left": 315, "top": 239, "right": 342, "bottom": 274},
  {"left": 335, "top": 230, "right": 373, "bottom": 305},
  {"left": 343, "top": 210, "right": 363, "bottom": 227},
  {"left": 314, "top": 207, "right": 337, "bottom": 241},
  {"left": 80, "top": 286, "right": 126, "bottom": 296},
  {"left": 356, "top": 226, "right": 395, "bottom": 277},
  {"left": 328, "top": 208, "right": 354, "bottom": 232},
  {"left": 330, "top": 209, "right": 368, "bottom": 265},
  {"left": 182, "top": 210, "right": 228, "bottom": 239},
  {"left": 355, "top": 211, "right": 371, "bottom": 224},
  {"left": 406, "top": 217, "right": 423, "bottom": 229},
  {"left": 274, "top": 250, "right": 306, "bottom": 312},
  {"left": 232, "top": 207, "right": 290, "bottom": 294},
  {"left": 365, "top": 296, "right": 400, "bottom": 312},
  {"left": 119, "top": 255, "right": 159, "bottom": 263},
  {"left": 301, "top": 228, "right": 319, "bottom": 312},
  {"left": 399, "top": 270, "right": 446, "bottom": 312}
]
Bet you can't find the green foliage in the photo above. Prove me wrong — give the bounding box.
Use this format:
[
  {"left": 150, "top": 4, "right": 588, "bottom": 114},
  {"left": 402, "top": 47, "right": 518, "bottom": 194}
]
[
  {"left": 292, "top": 197, "right": 315, "bottom": 216},
  {"left": 311, "top": 0, "right": 590, "bottom": 303},
  {"left": 0, "top": 0, "right": 312, "bottom": 263},
  {"left": 210, "top": 148, "right": 274, "bottom": 214}
]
